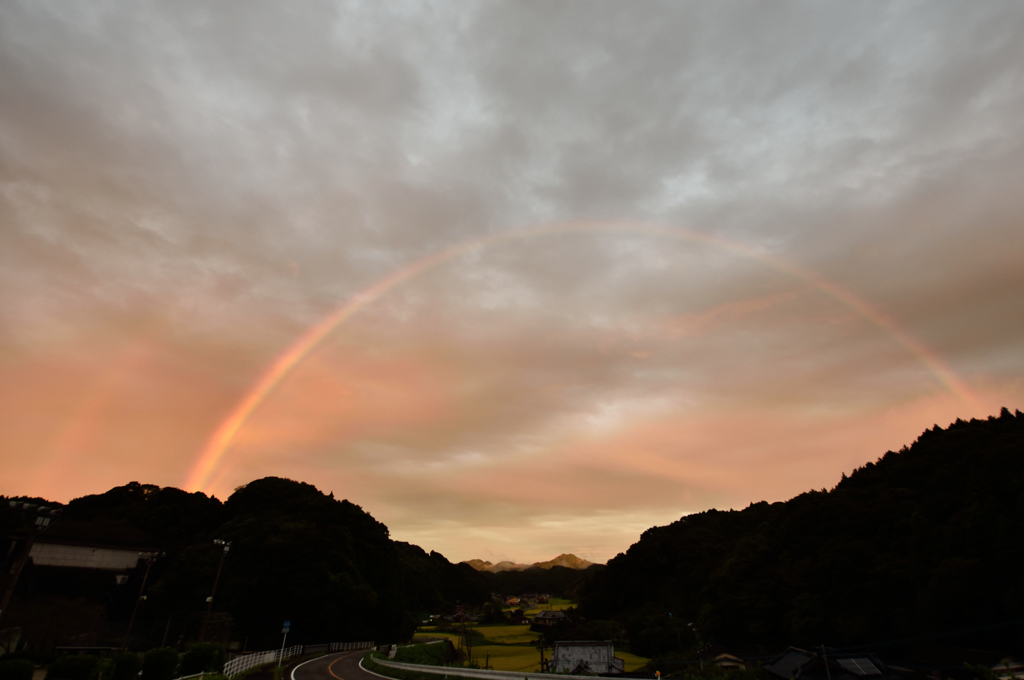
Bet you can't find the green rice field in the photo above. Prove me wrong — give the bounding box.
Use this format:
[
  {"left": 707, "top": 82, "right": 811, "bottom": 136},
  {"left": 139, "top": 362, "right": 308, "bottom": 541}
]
[
  {"left": 476, "top": 624, "right": 540, "bottom": 645},
  {"left": 412, "top": 623, "right": 650, "bottom": 674},
  {"left": 410, "top": 630, "right": 463, "bottom": 645},
  {"left": 616, "top": 651, "right": 651, "bottom": 672},
  {"left": 469, "top": 644, "right": 543, "bottom": 672}
]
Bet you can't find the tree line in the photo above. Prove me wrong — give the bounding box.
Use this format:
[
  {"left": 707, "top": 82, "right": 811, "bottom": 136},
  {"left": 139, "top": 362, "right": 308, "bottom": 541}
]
[
  {"left": 3, "top": 408, "right": 1021, "bottom": 661},
  {"left": 578, "top": 408, "right": 1024, "bottom": 658}
]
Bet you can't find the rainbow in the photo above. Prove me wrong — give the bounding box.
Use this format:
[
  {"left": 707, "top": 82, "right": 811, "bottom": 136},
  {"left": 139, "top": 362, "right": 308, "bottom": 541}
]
[{"left": 185, "top": 221, "right": 979, "bottom": 494}]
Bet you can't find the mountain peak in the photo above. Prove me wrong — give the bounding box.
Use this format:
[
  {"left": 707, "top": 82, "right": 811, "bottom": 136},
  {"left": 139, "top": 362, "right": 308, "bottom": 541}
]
[
  {"left": 532, "top": 553, "right": 595, "bottom": 570},
  {"left": 461, "top": 553, "right": 595, "bottom": 572}
]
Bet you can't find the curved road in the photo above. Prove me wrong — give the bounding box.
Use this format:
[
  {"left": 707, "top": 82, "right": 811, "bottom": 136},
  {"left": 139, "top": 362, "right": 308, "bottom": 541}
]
[{"left": 292, "top": 652, "right": 380, "bottom": 680}]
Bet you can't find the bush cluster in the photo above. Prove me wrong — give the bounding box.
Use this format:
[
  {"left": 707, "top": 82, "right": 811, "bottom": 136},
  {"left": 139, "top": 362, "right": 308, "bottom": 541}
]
[
  {"left": 392, "top": 642, "right": 450, "bottom": 666},
  {"left": 39, "top": 644, "right": 225, "bottom": 680},
  {"left": 0, "top": 660, "right": 35, "bottom": 680}
]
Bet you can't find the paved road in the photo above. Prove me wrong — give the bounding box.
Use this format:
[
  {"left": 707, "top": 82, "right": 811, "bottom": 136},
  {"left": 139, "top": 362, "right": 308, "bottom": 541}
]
[{"left": 292, "top": 652, "right": 380, "bottom": 680}]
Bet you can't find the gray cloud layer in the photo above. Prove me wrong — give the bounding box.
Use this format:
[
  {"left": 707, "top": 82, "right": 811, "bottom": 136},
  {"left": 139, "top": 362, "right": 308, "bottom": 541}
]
[{"left": 2, "top": 1, "right": 1023, "bottom": 561}]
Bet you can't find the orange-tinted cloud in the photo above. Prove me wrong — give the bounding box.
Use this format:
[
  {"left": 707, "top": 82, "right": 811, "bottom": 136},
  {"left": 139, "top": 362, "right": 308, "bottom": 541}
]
[{"left": 2, "top": 1, "right": 1024, "bottom": 564}]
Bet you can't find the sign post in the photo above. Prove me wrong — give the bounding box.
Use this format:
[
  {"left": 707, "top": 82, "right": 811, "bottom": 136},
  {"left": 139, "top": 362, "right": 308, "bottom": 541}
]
[{"left": 277, "top": 620, "right": 290, "bottom": 669}]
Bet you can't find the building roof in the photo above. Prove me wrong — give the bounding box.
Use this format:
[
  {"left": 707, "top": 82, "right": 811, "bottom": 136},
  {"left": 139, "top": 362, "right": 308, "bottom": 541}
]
[
  {"left": 765, "top": 648, "right": 816, "bottom": 678},
  {"left": 535, "top": 609, "right": 567, "bottom": 619},
  {"left": 765, "top": 648, "right": 897, "bottom": 680},
  {"left": 554, "top": 640, "right": 613, "bottom": 648},
  {"left": 837, "top": 658, "right": 882, "bottom": 676}
]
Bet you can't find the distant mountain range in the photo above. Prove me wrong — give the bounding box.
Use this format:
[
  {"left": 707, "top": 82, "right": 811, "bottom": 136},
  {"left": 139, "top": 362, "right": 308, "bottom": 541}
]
[{"left": 462, "top": 553, "right": 595, "bottom": 572}]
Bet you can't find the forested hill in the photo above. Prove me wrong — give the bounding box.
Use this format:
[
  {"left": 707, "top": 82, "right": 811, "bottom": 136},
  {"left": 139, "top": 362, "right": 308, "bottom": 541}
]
[
  {"left": 3, "top": 476, "right": 599, "bottom": 652},
  {"left": 580, "top": 408, "right": 1024, "bottom": 655},
  {"left": 5, "top": 409, "right": 1021, "bottom": 654},
  {"left": 2, "top": 477, "right": 488, "bottom": 649}
]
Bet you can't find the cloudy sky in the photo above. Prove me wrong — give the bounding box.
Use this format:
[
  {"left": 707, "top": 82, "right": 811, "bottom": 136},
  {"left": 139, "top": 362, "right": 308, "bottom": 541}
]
[{"left": 2, "top": 1, "right": 1023, "bottom": 563}]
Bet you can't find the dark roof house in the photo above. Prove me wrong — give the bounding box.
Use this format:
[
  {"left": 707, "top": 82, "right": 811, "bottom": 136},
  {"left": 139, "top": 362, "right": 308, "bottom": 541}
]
[
  {"left": 765, "top": 648, "right": 902, "bottom": 680},
  {"left": 534, "top": 609, "right": 567, "bottom": 625}
]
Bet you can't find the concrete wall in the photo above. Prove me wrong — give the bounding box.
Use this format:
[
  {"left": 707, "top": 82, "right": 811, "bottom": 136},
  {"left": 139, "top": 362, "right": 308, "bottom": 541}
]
[{"left": 552, "top": 641, "right": 623, "bottom": 674}]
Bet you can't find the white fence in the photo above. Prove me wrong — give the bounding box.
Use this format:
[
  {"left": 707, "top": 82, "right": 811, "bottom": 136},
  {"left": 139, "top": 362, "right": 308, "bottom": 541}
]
[
  {"left": 222, "top": 644, "right": 303, "bottom": 677},
  {"left": 221, "top": 641, "right": 374, "bottom": 677}
]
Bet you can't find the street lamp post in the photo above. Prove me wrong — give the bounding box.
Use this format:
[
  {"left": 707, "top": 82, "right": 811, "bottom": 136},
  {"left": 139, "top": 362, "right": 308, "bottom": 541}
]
[
  {"left": 122, "top": 551, "right": 162, "bottom": 652},
  {"left": 198, "top": 540, "right": 230, "bottom": 642}
]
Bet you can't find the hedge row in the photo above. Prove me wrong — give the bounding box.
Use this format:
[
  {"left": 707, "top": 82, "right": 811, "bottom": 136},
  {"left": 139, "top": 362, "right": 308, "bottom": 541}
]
[{"left": 34, "top": 643, "right": 226, "bottom": 680}]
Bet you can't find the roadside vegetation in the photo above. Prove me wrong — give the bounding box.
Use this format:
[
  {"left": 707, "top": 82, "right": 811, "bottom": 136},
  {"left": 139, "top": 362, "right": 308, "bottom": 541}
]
[{"left": 362, "top": 653, "right": 445, "bottom": 680}]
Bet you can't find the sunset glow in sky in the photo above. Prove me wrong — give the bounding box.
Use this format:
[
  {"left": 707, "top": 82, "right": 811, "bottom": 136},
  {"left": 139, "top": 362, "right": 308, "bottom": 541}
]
[{"left": 2, "top": 2, "right": 1023, "bottom": 564}]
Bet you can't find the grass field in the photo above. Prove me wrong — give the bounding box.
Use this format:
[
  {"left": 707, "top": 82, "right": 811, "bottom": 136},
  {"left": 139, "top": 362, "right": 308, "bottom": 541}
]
[
  {"left": 616, "top": 651, "right": 650, "bottom": 672},
  {"left": 414, "top": 624, "right": 538, "bottom": 647},
  {"left": 410, "top": 630, "right": 463, "bottom": 645},
  {"left": 523, "top": 598, "right": 575, "bottom": 616},
  {"left": 475, "top": 624, "right": 540, "bottom": 645},
  {"left": 468, "top": 644, "right": 542, "bottom": 672}
]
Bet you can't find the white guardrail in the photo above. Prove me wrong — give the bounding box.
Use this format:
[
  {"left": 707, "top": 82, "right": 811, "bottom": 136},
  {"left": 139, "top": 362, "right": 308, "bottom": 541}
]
[
  {"left": 220, "top": 641, "right": 375, "bottom": 677},
  {"left": 368, "top": 657, "right": 626, "bottom": 680}
]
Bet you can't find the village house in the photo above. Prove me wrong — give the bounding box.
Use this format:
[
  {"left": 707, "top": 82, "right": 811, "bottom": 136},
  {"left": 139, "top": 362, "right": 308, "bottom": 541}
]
[
  {"left": 764, "top": 647, "right": 901, "bottom": 680},
  {"left": 533, "top": 609, "right": 566, "bottom": 626}
]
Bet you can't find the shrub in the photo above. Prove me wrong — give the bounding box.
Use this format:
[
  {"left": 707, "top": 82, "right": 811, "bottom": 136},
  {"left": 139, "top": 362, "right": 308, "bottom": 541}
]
[
  {"left": 47, "top": 656, "right": 100, "bottom": 680},
  {"left": 141, "top": 649, "right": 178, "bottom": 680},
  {"left": 0, "top": 659, "right": 35, "bottom": 680},
  {"left": 392, "top": 642, "right": 450, "bottom": 666},
  {"left": 110, "top": 655, "right": 140, "bottom": 680},
  {"left": 88, "top": 659, "right": 115, "bottom": 680},
  {"left": 1, "top": 654, "right": 52, "bottom": 667},
  {"left": 179, "top": 644, "right": 224, "bottom": 676}
]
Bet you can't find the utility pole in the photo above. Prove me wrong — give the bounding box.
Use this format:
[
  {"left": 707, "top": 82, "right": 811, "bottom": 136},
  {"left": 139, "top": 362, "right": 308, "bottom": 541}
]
[
  {"left": 198, "top": 539, "right": 230, "bottom": 642},
  {"left": 459, "top": 620, "right": 470, "bottom": 666},
  {"left": 122, "top": 552, "right": 162, "bottom": 652},
  {"left": 688, "top": 622, "right": 703, "bottom": 670},
  {"left": 160, "top": 613, "right": 174, "bottom": 648},
  {"left": 0, "top": 503, "right": 60, "bottom": 628}
]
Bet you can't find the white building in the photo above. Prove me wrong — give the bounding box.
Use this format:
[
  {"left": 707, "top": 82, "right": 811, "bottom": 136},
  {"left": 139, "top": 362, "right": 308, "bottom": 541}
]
[{"left": 551, "top": 641, "right": 625, "bottom": 675}]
